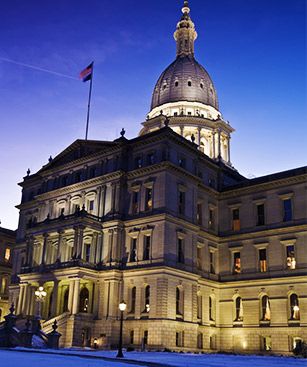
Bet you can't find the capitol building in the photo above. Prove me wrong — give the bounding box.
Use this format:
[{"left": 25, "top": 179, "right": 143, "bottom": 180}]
[{"left": 10, "top": 1, "right": 306, "bottom": 354}]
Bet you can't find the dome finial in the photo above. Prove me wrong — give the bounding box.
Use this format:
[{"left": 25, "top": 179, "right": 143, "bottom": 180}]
[{"left": 182, "top": 0, "right": 190, "bottom": 14}]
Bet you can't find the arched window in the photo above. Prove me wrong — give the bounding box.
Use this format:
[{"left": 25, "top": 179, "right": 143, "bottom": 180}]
[
  {"left": 63, "top": 288, "right": 69, "bottom": 313},
  {"left": 290, "top": 294, "right": 300, "bottom": 320},
  {"left": 261, "top": 295, "right": 271, "bottom": 321},
  {"left": 234, "top": 296, "right": 243, "bottom": 321},
  {"left": 143, "top": 285, "right": 150, "bottom": 313},
  {"left": 79, "top": 287, "right": 89, "bottom": 313},
  {"left": 176, "top": 287, "right": 184, "bottom": 316},
  {"left": 175, "top": 81, "right": 179, "bottom": 87},
  {"left": 188, "top": 81, "right": 192, "bottom": 87},
  {"left": 130, "top": 287, "right": 136, "bottom": 313}
]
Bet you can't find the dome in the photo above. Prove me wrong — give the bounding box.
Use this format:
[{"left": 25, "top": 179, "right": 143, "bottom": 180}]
[{"left": 150, "top": 55, "right": 219, "bottom": 111}]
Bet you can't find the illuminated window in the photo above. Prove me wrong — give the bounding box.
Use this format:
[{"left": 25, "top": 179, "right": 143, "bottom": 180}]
[
  {"left": 79, "top": 287, "right": 89, "bottom": 313},
  {"left": 4, "top": 248, "right": 10, "bottom": 262},
  {"left": 283, "top": 198, "right": 292, "bottom": 222},
  {"left": 143, "top": 236, "right": 151, "bottom": 261},
  {"left": 233, "top": 252, "right": 241, "bottom": 274},
  {"left": 130, "top": 238, "right": 137, "bottom": 262},
  {"left": 257, "top": 204, "right": 265, "bottom": 226},
  {"left": 262, "top": 336, "right": 272, "bottom": 351},
  {"left": 143, "top": 285, "right": 150, "bottom": 313},
  {"left": 259, "top": 248, "right": 267, "bottom": 272},
  {"left": 235, "top": 296, "right": 243, "bottom": 321},
  {"left": 177, "top": 238, "right": 185, "bottom": 264},
  {"left": 232, "top": 208, "right": 240, "bottom": 231},
  {"left": 290, "top": 294, "right": 300, "bottom": 320},
  {"left": 286, "top": 245, "right": 296, "bottom": 269},
  {"left": 145, "top": 188, "right": 153, "bottom": 211},
  {"left": 261, "top": 295, "right": 271, "bottom": 321}
]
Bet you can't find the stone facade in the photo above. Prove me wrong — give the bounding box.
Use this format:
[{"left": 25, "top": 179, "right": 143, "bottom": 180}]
[
  {"left": 0, "top": 227, "right": 15, "bottom": 321},
  {"left": 8, "top": 0, "right": 307, "bottom": 356}
]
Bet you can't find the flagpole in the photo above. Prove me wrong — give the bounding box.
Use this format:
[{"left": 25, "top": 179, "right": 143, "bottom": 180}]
[{"left": 85, "top": 62, "right": 94, "bottom": 140}]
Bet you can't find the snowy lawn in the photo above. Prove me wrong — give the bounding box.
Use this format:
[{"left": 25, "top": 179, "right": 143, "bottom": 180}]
[{"left": 1, "top": 348, "right": 306, "bottom": 367}]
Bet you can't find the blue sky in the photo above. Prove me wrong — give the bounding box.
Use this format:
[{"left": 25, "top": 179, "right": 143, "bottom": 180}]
[{"left": 0, "top": 0, "right": 305, "bottom": 229}]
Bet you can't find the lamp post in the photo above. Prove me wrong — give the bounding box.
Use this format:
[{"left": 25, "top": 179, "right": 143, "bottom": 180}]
[
  {"left": 35, "top": 286, "right": 47, "bottom": 319},
  {"left": 116, "top": 300, "right": 127, "bottom": 358}
]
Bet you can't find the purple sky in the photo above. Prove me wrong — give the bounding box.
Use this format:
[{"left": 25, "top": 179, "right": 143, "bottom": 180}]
[{"left": 0, "top": 0, "right": 306, "bottom": 230}]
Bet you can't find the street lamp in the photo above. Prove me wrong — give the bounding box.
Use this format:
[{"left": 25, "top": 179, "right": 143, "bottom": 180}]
[
  {"left": 35, "top": 286, "right": 47, "bottom": 319},
  {"left": 116, "top": 300, "right": 127, "bottom": 358}
]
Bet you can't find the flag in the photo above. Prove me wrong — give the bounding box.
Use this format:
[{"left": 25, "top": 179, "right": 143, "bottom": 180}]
[{"left": 80, "top": 62, "right": 93, "bottom": 82}]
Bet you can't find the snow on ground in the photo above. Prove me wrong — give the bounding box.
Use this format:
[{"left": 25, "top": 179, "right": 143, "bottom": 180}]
[{"left": 1, "top": 348, "right": 307, "bottom": 367}]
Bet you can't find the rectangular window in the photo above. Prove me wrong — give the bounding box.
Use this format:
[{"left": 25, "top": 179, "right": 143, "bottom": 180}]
[
  {"left": 286, "top": 245, "right": 296, "bottom": 269},
  {"left": 209, "top": 209, "right": 214, "bottom": 229},
  {"left": 257, "top": 204, "right": 265, "bottom": 226},
  {"left": 132, "top": 191, "right": 139, "bottom": 214},
  {"left": 84, "top": 244, "right": 91, "bottom": 262},
  {"left": 283, "top": 199, "right": 293, "bottom": 222},
  {"left": 130, "top": 238, "right": 137, "bottom": 262},
  {"left": 178, "top": 157, "right": 186, "bottom": 168},
  {"left": 143, "top": 236, "right": 151, "bottom": 261},
  {"left": 176, "top": 331, "right": 184, "bottom": 347},
  {"left": 4, "top": 248, "right": 11, "bottom": 261},
  {"left": 135, "top": 157, "right": 142, "bottom": 169},
  {"left": 88, "top": 200, "right": 94, "bottom": 212},
  {"left": 232, "top": 208, "right": 240, "bottom": 231},
  {"left": 196, "top": 247, "right": 202, "bottom": 270},
  {"left": 147, "top": 153, "right": 155, "bottom": 165},
  {"left": 178, "top": 191, "right": 185, "bottom": 215},
  {"left": 233, "top": 252, "right": 241, "bottom": 274},
  {"left": 197, "top": 203, "right": 203, "bottom": 225},
  {"left": 262, "top": 336, "right": 272, "bottom": 351},
  {"left": 177, "top": 238, "right": 185, "bottom": 264},
  {"left": 259, "top": 248, "right": 267, "bottom": 272},
  {"left": 143, "top": 330, "right": 148, "bottom": 345},
  {"left": 210, "top": 251, "right": 215, "bottom": 274},
  {"left": 130, "top": 330, "right": 134, "bottom": 344},
  {"left": 197, "top": 294, "right": 202, "bottom": 320},
  {"left": 145, "top": 188, "right": 153, "bottom": 211}
]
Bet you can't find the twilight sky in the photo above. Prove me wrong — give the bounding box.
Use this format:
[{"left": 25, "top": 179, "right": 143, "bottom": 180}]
[{"left": 0, "top": 0, "right": 305, "bottom": 230}]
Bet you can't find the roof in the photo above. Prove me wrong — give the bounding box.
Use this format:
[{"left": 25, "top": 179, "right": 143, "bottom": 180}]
[{"left": 151, "top": 55, "right": 219, "bottom": 111}]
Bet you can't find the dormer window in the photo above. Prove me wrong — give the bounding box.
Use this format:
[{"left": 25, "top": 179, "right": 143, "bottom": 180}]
[
  {"left": 188, "top": 81, "right": 192, "bottom": 87},
  {"left": 200, "top": 83, "right": 204, "bottom": 89},
  {"left": 175, "top": 81, "right": 179, "bottom": 87}
]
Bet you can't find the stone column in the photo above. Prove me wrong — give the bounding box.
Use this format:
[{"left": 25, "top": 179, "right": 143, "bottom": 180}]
[
  {"left": 112, "top": 228, "right": 119, "bottom": 262},
  {"left": 73, "top": 227, "right": 79, "bottom": 258},
  {"left": 72, "top": 279, "right": 80, "bottom": 315},
  {"left": 212, "top": 131, "right": 216, "bottom": 158},
  {"left": 21, "top": 283, "right": 29, "bottom": 315},
  {"left": 91, "top": 232, "right": 98, "bottom": 264},
  {"left": 56, "top": 230, "right": 64, "bottom": 261},
  {"left": 92, "top": 281, "right": 100, "bottom": 318},
  {"left": 51, "top": 280, "right": 59, "bottom": 317},
  {"left": 67, "top": 279, "right": 75, "bottom": 314},
  {"left": 180, "top": 126, "right": 184, "bottom": 136},
  {"left": 41, "top": 233, "right": 49, "bottom": 265},
  {"left": 17, "top": 283, "right": 25, "bottom": 315},
  {"left": 218, "top": 129, "right": 221, "bottom": 159},
  {"left": 227, "top": 135, "right": 231, "bottom": 163},
  {"left": 77, "top": 226, "right": 84, "bottom": 259},
  {"left": 29, "top": 285, "right": 36, "bottom": 316},
  {"left": 114, "top": 183, "right": 121, "bottom": 214}
]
